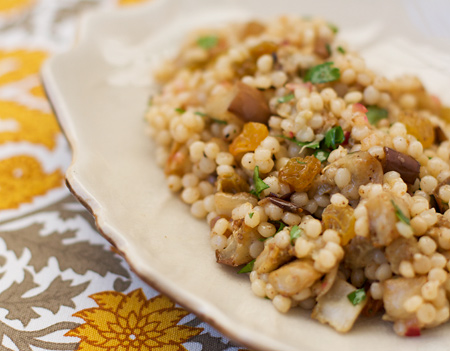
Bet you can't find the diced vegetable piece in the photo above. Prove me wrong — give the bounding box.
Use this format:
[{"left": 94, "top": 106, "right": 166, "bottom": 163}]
[
  {"left": 229, "top": 122, "right": 269, "bottom": 156},
  {"left": 385, "top": 238, "right": 419, "bottom": 274},
  {"left": 382, "top": 277, "right": 426, "bottom": 321},
  {"left": 216, "top": 218, "right": 260, "bottom": 266},
  {"left": 382, "top": 147, "right": 420, "bottom": 185},
  {"left": 268, "top": 260, "right": 321, "bottom": 296},
  {"left": 254, "top": 241, "right": 292, "bottom": 274},
  {"left": 165, "top": 143, "right": 190, "bottom": 176},
  {"left": 316, "top": 265, "right": 339, "bottom": 298},
  {"left": 279, "top": 156, "right": 322, "bottom": 192},
  {"left": 398, "top": 111, "right": 435, "bottom": 149},
  {"left": 314, "top": 38, "right": 332, "bottom": 59},
  {"left": 322, "top": 204, "right": 356, "bottom": 246},
  {"left": 312, "top": 279, "right": 367, "bottom": 333},
  {"left": 214, "top": 192, "right": 258, "bottom": 216},
  {"left": 366, "top": 193, "right": 405, "bottom": 247},
  {"left": 344, "top": 236, "right": 376, "bottom": 269},
  {"left": 228, "top": 81, "right": 271, "bottom": 123},
  {"left": 217, "top": 173, "right": 250, "bottom": 194}
]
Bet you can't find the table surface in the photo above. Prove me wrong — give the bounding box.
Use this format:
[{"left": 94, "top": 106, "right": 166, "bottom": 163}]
[{"left": 0, "top": 1, "right": 249, "bottom": 350}]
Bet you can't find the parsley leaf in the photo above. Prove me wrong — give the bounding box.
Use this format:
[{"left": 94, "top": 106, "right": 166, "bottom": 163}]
[
  {"left": 296, "top": 160, "right": 307, "bottom": 164},
  {"left": 249, "top": 212, "right": 254, "bottom": 219},
  {"left": 337, "top": 46, "right": 346, "bottom": 54},
  {"left": 194, "top": 111, "right": 227, "bottom": 125},
  {"left": 278, "top": 135, "right": 321, "bottom": 149},
  {"left": 391, "top": 200, "right": 410, "bottom": 225},
  {"left": 197, "top": 35, "right": 219, "bottom": 50},
  {"left": 290, "top": 225, "right": 302, "bottom": 244},
  {"left": 325, "top": 43, "right": 331, "bottom": 56},
  {"left": 328, "top": 22, "right": 339, "bottom": 34},
  {"left": 366, "top": 106, "right": 388, "bottom": 125},
  {"left": 276, "top": 221, "right": 286, "bottom": 233},
  {"left": 237, "top": 259, "right": 255, "bottom": 274},
  {"left": 304, "top": 62, "right": 340, "bottom": 84},
  {"left": 347, "top": 288, "right": 366, "bottom": 306},
  {"left": 250, "top": 166, "right": 270, "bottom": 199},
  {"left": 324, "top": 126, "right": 345, "bottom": 150},
  {"left": 175, "top": 107, "right": 185, "bottom": 114},
  {"left": 314, "top": 149, "right": 330, "bottom": 163},
  {"left": 278, "top": 93, "right": 295, "bottom": 103}
]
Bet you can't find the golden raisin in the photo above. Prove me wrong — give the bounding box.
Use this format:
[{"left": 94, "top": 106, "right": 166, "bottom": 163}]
[
  {"left": 278, "top": 156, "right": 321, "bottom": 192},
  {"left": 322, "top": 204, "right": 356, "bottom": 246},
  {"left": 398, "top": 111, "right": 435, "bottom": 149},
  {"left": 229, "top": 122, "right": 269, "bottom": 156}
]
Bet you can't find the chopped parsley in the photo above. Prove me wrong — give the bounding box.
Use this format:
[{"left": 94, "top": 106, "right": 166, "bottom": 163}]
[
  {"left": 175, "top": 107, "right": 185, "bottom": 114},
  {"left": 304, "top": 62, "right": 340, "bottom": 84},
  {"left": 296, "top": 160, "right": 307, "bottom": 164},
  {"left": 278, "top": 135, "right": 321, "bottom": 149},
  {"left": 347, "top": 288, "right": 366, "bottom": 306},
  {"left": 325, "top": 43, "right": 332, "bottom": 56},
  {"left": 391, "top": 200, "right": 410, "bottom": 225},
  {"left": 366, "top": 106, "right": 388, "bottom": 125},
  {"left": 194, "top": 111, "right": 227, "bottom": 125},
  {"left": 197, "top": 35, "right": 219, "bottom": 50},
  {"left": 324, "top": 126, "right": 345, "bottom": 150},
  {"left": 250, "top": 166, "right": 270, "bottom": 199},
  {"left": 237, "top": 259, "right": 255, "bottom": 274},
  {"left": 278, "top": 93, "right": 295, "bottom": 103},
  {"left": 290, "top": 225, "right": 302, "bottom": 244},
  {"left": 276, "top": 221, "right": 286, "bottom": 233},
  {"left": 249, "top": 212, "right": 254, "bottom": 219},
  {"left": 337, "top": 46, "right": 346, "bottom": 54},
  {"left": 328, "top": 22, "right": 339, "bottom": 34},
  {"left": 314, "top": 149, "right": 330, "bottom": 163}
]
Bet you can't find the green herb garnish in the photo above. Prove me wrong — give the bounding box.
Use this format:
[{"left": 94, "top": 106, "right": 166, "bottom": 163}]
[
  {"left": 391, "top": 200, "right": 410, "bottom": 225},
  {"left": 325, "top": 43, "right": 332, "bottom": 56},
  {"left": 314, "top": 149, "right": 330, "bottom": 163},
  {"left": 237, "top": 259, "right": 255, "bottom": 274},
  {"left": 304, "top": 62, "right": 340, "bottom": 84},
  {"left": 278, "top": 135, "right": 321, "bottom": 149},
  {"left": 175, "top": 107, "right": 185, "bottom": 114},
  {"left": 337, "top": 46, "right": 346, "bottom": 54},
  {"left": 194, "top": 111, "right": 227, "bottom": 125},
  {"left": 276, "top": 221, "right": 286, "bottom": 233},
  {"left": 197, "top": 35, "right": 219, "bottom": 50},
  {"left": 296, "top": 160, "right": 307, "bottom": 164},
  {"left": 278, "top": 93, "right": 295, "bottom": 103},
  {"left": 347, "top": 288, "right": 366, "bottom": 306},
  {"left": 328, "top": 23, "right": 339, "bottom": 34},
  {"left": 250, "top": 166, "right": 270, "bottom": 199},
  {"left": 324, "top": 126, "right": 345, "bottom": 150},
  {"left": 290, "top": 225, "right": 302, "bottom": 244},
  {"left": 249, "top": 212, "right": 254, "bottom": 219},
  {"left": 366, "top": 106, "right": 388, "bottom": 125}
]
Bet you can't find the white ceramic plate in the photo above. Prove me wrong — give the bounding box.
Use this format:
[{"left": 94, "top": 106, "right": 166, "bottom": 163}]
[{"left": 42, "top": 1, "right": 450, "bottom": 350}]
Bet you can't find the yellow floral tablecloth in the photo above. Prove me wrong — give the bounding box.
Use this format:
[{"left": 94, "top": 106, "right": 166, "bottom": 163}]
[{"left": 0, "top": 1, "right": 248, "bottom": 350}]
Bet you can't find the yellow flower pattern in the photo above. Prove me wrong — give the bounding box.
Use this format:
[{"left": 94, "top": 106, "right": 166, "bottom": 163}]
[
  {"left": 0, "top": 49, "right": 47, "bottom": 87},
  {"left": 0, "top": 100, "right": 60, "bottom": 149},
  {"left": 0, "top": 0, "right": 34, "bottom": 13},
  {"left": 0, "top": 155, "right": 63, "bottom": 209},
  {"left": 66, "top": 289, "right": 203, "bottom": 351},
  {"left": 118, "top": 0, "right": 151, "bottom": 6}
]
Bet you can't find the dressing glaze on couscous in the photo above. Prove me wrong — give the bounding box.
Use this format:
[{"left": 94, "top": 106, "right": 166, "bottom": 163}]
[{"left": 145, "top": 16, "right": 450, "bottom": 336}]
